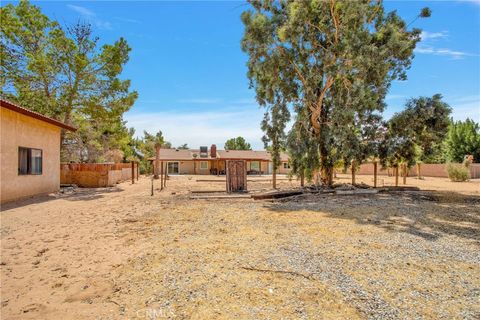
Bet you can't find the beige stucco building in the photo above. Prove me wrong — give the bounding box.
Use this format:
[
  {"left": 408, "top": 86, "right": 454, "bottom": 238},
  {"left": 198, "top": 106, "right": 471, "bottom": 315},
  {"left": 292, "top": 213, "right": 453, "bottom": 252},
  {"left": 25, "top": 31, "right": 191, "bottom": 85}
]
[
  {"left": 1, "top": 99, "right": 76, "bottom": 203},
  {"left": 149, "top": 145, "right": 291, "bottom": 176}
]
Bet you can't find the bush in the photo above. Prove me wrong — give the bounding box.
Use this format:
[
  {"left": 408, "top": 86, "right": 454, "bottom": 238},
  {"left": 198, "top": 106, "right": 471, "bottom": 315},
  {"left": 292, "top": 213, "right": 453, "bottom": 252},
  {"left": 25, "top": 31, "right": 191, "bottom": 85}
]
[{"left": 446, "top": 163, "right": 470, "bottom": 182}]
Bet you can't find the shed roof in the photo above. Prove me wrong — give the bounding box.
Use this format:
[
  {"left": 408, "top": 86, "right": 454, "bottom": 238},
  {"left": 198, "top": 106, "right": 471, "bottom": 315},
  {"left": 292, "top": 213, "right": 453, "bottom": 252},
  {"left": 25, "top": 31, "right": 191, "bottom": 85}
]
[{"left": 1, "top": 99, "right": 77, "bottom": 131}]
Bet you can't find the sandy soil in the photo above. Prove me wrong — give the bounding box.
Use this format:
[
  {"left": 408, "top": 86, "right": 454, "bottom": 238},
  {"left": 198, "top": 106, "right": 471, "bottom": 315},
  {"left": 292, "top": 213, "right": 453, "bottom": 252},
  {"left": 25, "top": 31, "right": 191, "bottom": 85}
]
[{"left": 1, "top": 175, "right": 479, "bottom": 319}]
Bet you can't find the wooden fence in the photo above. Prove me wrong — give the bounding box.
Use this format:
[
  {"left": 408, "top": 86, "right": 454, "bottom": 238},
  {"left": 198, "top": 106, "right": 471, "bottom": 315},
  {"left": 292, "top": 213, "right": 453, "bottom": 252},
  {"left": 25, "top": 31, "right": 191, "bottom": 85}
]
[
  {"left": 356, "top": 163, "right": 480, "bottom": 179},
  {"left": 61, "top": 163, "right": 138, "bottom": 187}
]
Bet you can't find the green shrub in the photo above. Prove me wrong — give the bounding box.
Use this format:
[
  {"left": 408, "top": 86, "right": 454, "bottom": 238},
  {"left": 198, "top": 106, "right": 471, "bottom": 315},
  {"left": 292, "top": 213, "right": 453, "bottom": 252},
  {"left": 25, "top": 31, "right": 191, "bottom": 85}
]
[{"left": 446, "top": 163, "right": 470, "bottom": 182}]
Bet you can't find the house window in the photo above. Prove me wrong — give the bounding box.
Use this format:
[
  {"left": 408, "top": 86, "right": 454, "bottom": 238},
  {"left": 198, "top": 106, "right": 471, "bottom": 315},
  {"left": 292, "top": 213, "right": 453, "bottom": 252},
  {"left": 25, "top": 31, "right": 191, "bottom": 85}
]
[
  {"left": 200, "top": 161, "right": 208, "bottom": 170},
  {"left": 250, "top": 161, "right": 260, "bottom": 171},
  {"left": 18, "top": 147, "right": 43, "bottom": 175},
  {"left": 283, "top": 162, "right": 290, "bottom": 169}
]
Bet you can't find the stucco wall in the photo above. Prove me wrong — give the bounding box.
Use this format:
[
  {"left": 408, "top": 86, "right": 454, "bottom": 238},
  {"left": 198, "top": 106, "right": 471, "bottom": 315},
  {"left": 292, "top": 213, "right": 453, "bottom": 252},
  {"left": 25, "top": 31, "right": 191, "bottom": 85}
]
[
  {"left": 278, "top": 161, "right": 291, "bottom": 174},
  {"left": 261, "top": 161, "right": 270, "bottom": 174},
  {"left": 1, "top": 107, "right": 61, "bottom": 203},
  {"left": 355, "top": 162, "right": 480, "bottom": 179},
  {"left": 179, "top": 161, "right": 194, "bottom": 174}
]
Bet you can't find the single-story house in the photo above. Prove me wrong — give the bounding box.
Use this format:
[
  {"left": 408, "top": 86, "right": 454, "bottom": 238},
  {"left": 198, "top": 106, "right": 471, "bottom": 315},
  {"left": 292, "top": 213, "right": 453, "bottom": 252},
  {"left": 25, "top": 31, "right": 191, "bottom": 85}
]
[
  {"left": 149, "top": 145, "right": 291, "bottom": 175},
  {"left": 1, "top": 99, "right": 76, "bottom": 203}
]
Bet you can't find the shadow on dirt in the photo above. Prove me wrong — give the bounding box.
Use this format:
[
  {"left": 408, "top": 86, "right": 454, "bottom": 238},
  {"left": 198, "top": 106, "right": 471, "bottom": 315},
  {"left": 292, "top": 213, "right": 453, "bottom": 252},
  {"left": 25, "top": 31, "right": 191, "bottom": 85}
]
[
  {"left": 263, "top": 190, "right": 480, "bottom": 242},
  {"left": 1, "top": 187, "right": 124, "bottom": 211}
]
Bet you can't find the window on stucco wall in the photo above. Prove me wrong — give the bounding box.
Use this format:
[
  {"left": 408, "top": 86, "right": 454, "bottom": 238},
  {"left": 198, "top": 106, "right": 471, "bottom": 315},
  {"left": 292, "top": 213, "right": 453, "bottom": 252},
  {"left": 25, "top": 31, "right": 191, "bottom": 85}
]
[
  {"left": 18, "top": 147, "right": 43, "bottom": 175},
  {"left": 250, "top": 161, "right": 260, "bottom": 171},
  {"left": 200, "top": 161, "right": 208, "bottom": 169}
]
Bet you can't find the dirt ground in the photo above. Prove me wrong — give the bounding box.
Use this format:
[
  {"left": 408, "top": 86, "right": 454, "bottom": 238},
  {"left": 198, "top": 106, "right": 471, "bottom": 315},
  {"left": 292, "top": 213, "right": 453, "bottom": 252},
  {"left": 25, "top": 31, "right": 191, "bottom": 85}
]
[{"left": 1, "top": 174, "right": 479, "bottom": 319}]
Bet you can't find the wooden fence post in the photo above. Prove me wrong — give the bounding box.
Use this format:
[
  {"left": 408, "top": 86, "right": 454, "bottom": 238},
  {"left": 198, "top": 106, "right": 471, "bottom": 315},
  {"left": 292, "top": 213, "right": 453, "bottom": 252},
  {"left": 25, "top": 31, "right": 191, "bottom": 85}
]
[
  {"left": 417, "top": 163, "right": 421, "bottom": 179},
  {"left": 160, "top": 161, "right": 164, "bottom": 190},
  {"left": 373, "top": 161, "right": 378, "bottom": 188},
  {"left": 403, "top": 163, "right": 407, "bottom": 185},
  {"left": 131, "top": 161, "right": 134, "bottom": 184},
  {"left": 164, "top": 162, "right": 167, "bottom": 187},
  {"left": 300, "top": 172, "right": 305, "bottom": 187},
  {"left": 136, "top": 162, "right": 139, "bottom": 181},
  {"left": 395, "top": 166, "right": 399, "bottom": 187}
]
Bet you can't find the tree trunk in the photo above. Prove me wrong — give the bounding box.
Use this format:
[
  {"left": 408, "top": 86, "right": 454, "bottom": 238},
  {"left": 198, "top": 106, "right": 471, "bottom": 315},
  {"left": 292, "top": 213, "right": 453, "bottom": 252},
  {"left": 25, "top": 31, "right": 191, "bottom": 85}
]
[
  {"left": 395, "top": 166, "right": 399, "bottom": 187},
  {"left": 351, "top": 160, "right": 356, "bottom": 185},
  {"left": 272, "top": 167, "right": 277, "bottom": 189},
  {"left": 403, "top": 163, "right": 407, "bottom": 185},
  {"left": 154, "top": 146, "right": 160, "bottom": 179},
  {"left": 417, "top": 163, "right": 421, "bottom": 179},
  {"left": 300, "top": 172, "right": 305, "bottom": 187},
  {"left": 373, "top": 161, "right": 378, "bottom": 188}
]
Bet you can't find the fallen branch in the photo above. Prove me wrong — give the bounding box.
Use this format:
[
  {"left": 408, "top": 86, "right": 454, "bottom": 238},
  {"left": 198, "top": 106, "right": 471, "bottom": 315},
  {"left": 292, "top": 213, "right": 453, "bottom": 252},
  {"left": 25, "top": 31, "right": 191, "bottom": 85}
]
[
  {"left": 241, "top": 266, "right": 314, "bottom": 280},
  {"left": 251, "top": 190, "right": 303, "bottom": 200}
]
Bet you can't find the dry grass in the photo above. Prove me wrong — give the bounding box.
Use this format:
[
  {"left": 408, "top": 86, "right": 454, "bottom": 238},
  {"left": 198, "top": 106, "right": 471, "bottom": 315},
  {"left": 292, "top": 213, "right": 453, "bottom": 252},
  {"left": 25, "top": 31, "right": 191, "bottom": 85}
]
[{"left": 1, "top": 175, "right": 479, "bottom": 319}]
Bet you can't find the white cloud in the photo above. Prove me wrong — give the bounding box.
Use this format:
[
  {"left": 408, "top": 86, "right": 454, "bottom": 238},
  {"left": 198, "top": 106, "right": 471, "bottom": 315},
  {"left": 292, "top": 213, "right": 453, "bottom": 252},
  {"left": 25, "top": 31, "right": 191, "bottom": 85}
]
[
  {"left": 420, "top": 31, "right": 448, "bottom": 41},
  {"left": 67, "top": 4, "right": 112, "bottom": 30},
  {"left": 114, "top": 17, "right": 141, "bottom": 24},
  {"left": 446, "top": 95, "right": 480, "bottom": 121},
  {"left": 415, "top": 45, "right": 475, "bottom": 59},
  {"left": 125, "top": 107, "right": 267, "bottom": 149},
  {"left": 67, "top": 4, "right": 95, "bottom": 17}
]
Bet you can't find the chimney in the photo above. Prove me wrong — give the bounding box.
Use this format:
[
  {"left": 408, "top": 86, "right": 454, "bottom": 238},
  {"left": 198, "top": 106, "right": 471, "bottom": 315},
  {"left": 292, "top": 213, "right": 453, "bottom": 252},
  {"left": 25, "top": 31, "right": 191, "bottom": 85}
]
[{"left": 210, "top": 144, "right": 217, "bottom": 158}]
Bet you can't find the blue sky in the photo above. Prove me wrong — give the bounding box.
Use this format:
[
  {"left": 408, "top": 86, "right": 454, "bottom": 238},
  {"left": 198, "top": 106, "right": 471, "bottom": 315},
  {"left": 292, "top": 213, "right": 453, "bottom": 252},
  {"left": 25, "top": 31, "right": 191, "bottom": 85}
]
[{"left": 6, "top": 1, "right": 480, "bottom": 149}]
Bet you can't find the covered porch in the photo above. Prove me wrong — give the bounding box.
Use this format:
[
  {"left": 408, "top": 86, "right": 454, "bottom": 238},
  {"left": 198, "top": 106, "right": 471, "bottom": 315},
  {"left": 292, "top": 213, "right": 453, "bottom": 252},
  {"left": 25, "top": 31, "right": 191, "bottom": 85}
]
[{"left": 194, "top": 159, "right": 271, "bottom": 175}]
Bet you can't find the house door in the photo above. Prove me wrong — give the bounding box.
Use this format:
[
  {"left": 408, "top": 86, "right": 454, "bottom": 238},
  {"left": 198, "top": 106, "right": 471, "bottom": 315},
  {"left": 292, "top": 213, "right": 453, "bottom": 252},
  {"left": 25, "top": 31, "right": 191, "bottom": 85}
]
[
  {"left": 167, "top": 162, "right": 179, "bottom": 174},
  {"left": 226, "top": 160, "right": 247, "bottom": 193}
]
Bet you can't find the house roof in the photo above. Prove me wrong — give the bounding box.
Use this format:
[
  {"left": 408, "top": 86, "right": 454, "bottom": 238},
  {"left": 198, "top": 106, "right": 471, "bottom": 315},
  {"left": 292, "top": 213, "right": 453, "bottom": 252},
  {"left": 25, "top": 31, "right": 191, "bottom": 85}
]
[
  {"left": 1, "top": 99, "right": 77, "bottom": 131},
  {"left": 149, "top": 148, "right": 289, "bottom": 162}
]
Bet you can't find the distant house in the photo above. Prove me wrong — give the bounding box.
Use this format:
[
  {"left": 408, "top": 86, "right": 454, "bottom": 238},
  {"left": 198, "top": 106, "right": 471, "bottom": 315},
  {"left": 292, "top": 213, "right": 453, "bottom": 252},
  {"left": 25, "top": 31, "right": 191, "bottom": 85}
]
[
  {"left": 148, "top": 144, "right": 291, "bottom": 175},
  {"left": 1, "top": 99, "right": 76, "bottom": 203}
]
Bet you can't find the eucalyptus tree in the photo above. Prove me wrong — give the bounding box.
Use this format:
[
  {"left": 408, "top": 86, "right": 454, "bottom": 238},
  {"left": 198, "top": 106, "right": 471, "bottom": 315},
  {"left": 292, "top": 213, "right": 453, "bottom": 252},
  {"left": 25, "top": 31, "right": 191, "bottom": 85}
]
[
  {"left": 286, "top": 106, "right": 319, "bottom": 186},
  {"left": 242, "top": 0, "right": 429, "bottom": 185},
  {"left": 261, "top": 95, "right": 290, "bottom": 188}
]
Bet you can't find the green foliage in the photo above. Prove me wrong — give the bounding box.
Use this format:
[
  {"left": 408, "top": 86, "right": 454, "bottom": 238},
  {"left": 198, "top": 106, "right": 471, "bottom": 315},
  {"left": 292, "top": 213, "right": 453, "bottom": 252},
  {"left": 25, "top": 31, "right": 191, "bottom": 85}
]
[
  {"left": 132, "top": 130, "right": 170, "bottom": 174},
  {"left": 420, "top": 8, "right": 432, "bottom": 18},
  {"left": 446, "top": 163, "right": 470, "bottom": 182},
  {"left": 391, "top": 94, "right": 451, "bottom": 163},
  {"left": 261, "top": 97, "right": 290, "bottom": 172},
  {"left": 241, "top": 0, "right": 426, "bottom": 184},
  {"left": 286, "top": 106, "right": 319, "bottom": 183},
  {"left": 380, "top": 94, "right": 451, "bottom": 168},
  {"left": 445, "top": 119, "right": 480, "bottom": 163},
  {"left": 224, "top": 136, "right": 252, "bottom": 150},
  {"left": 177, "top": 143, "right": 189, "bottom": 150},
  {"left": 1, "top": 0, "right": 138, "bottom": 163}
]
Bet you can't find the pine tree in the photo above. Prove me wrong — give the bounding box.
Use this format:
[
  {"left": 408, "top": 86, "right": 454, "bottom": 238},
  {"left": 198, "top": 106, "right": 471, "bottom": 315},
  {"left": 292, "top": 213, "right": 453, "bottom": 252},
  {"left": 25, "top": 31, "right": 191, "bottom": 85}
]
[{"left": 1, "top": 0, "right": 138, "bottom": 162}]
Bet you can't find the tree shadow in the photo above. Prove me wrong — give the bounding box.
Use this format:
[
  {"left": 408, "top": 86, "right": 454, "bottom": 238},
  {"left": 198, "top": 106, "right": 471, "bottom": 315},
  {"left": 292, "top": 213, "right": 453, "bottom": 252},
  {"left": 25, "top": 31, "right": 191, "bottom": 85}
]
[
  {"left": 1, "top": 187, "right": 124, "bottom": 211},
  {"left": 263, "top": 191, "right": 480, "bottom": 242}
]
